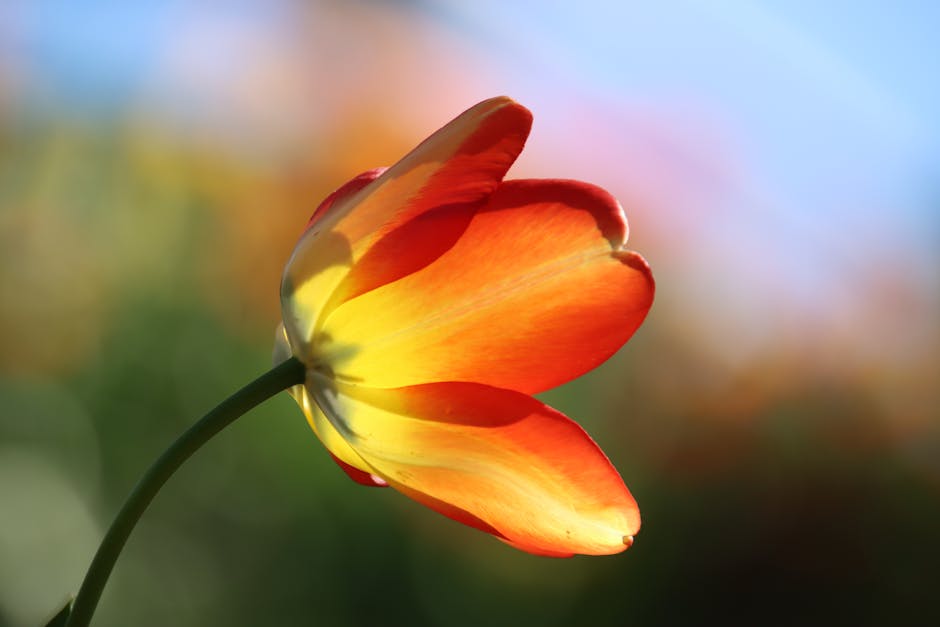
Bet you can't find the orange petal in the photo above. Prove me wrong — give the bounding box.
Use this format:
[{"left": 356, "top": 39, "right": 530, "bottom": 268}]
[
  {"left": 281, "top": 97, "right": 532, "bottom": 355},
  {"left": 312, "top": 379, "right": 640, "bottom": 556},
  {"left": 328, "top": 453, "right": 388, "bottom": 487},
  {"left": 306, "top": 168, "right": 386, "bottom": 230},
  {"left": 320, "top": 179, "right": 654, "bottom": 394}
]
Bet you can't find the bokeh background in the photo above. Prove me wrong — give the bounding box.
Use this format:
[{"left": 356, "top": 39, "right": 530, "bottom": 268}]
[{"left": 2, "top": 1, "right": 938, "bottom": 625}]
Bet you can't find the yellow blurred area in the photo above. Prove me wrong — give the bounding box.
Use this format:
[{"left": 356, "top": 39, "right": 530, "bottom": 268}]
[{"left": 0, "top": 93, "right": 418, "bottom": 376}]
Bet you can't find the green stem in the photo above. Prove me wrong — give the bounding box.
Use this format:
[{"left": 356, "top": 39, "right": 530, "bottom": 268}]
[{"left": 65, "top": 357, "right": 306, "bottom": 627}]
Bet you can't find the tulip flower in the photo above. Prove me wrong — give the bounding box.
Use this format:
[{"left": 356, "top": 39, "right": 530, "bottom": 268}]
[
  {"left": 274, "top": 96, "right": 654, "bottom": 557},
  {"left": 60, "top": 96, "right": 655, "bottom": 627}
]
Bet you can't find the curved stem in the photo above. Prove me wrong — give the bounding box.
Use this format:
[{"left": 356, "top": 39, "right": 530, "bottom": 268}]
[{"left": 66, "top": 357, "right": 306, "bottom": 627}]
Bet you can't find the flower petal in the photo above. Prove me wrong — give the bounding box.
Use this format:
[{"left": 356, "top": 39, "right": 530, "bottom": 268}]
[
  {"left": 290, "top": 379, "right": 376, "bottom": 476},
  {"left": 306, "top": 168, "right": 387, "bottom": 230},
  {"left": 278, "top": 323, "right": 388, "bottom": 487},
  {"left": 311, "top": 377, "right": 640, "bottom": 556},
  {"left": 281, "top": 97, "right": 532, "bottom": 355},
  {"left": 328, "top": 453, "right": 389, "bottom": 487},
  {"left": 320, "top": 179, "right": 654, "bottom": 394}
]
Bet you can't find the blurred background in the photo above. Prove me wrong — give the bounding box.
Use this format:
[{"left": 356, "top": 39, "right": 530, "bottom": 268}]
[{"left": 1, "top": 0, "right": 938, "bottom": 625}]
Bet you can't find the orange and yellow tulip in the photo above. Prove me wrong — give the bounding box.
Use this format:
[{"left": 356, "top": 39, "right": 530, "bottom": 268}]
[{"left": 274, "top": 97, "right": 654, "bottom": 557}]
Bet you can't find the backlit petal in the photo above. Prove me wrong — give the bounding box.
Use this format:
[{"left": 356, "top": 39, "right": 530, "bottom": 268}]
[
  {"left": 281, "top": 97, "right": 532, "bottom": 356},
  {"left": 305, "top": 168, "right": 387, "bottom": 230},
  {"left": 328, "top": 453, "right": 389, "bottom": 488},
  {"left": 320, "top": 179, "right": 654, "bottom": 393},
  {"left": 292, "top": 379, "right": 375, "bottom": 479},
  {"left": 278, "top": 324, "right": 378, "bottom": 481},
  {"left": 312, "top": 377, "right": 640, "bottom": 556}
]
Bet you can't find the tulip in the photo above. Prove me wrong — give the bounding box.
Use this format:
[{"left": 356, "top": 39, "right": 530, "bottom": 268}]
[{"left": 274, "top": 96, "right": 654, "bottom": 557}]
